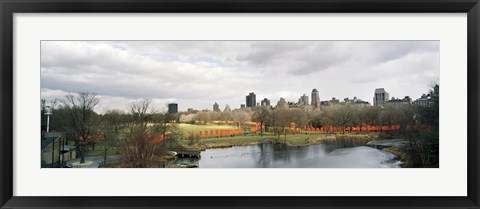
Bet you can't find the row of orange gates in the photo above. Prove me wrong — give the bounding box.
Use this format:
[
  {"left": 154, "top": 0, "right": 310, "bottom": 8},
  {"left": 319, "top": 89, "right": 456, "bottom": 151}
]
[
  {"left": 187, "top": 125, "right": 405, "bottom": 138},
  {"left": 278, "top": 125, "right": 401, "bottom": 134},
  {"left": 188, "top": 128, "right": 244, "bottom": 138}
]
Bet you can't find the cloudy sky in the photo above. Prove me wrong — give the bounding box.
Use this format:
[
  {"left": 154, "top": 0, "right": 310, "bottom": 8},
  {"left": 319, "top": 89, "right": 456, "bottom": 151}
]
[{"left": 40, "top": 41, "right": 439, "bottom": 113}]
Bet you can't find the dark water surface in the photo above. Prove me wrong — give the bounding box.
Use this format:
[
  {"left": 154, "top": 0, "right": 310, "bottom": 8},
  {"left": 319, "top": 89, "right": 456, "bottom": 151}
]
[{"left": 168, "top": 138, "right": 402, "bottom": 168}]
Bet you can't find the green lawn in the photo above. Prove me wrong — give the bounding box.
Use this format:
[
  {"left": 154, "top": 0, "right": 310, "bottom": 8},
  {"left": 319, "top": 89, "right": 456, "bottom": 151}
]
[
  {"left": 174, "top": 123, "right": 364, "bottom": 146},
  {"left": 194, "top": 133, "right": 332, "bottom": 146}
]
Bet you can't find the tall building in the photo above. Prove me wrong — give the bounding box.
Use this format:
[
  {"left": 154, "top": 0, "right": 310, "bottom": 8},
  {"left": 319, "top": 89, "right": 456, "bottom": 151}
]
[
  {"left": 168, "top": 103, "right": 178, "bottom": 114},
  {"left": 311, "top": 89, "right": 320, "bottom": 108},
  {"left": 213, "top": 102, "right": 220, "bottom": 112},
  {"left": 261, "top": 98, "right": 271, "bottom": 107},
  {"left": 373, "top": 88, "right": 389, "bottom": 106},
  {"left": 299, "top": 94, "right": 309, "bottom": 106},
  {"left": 246, "top": 92, "right": 256, "bottom": 108},
  {"left": 276, "top": 97, "right": 288, "bottom": 108},
  {"left": 224, "top": 104, "right": 231, "bottom": 112}
]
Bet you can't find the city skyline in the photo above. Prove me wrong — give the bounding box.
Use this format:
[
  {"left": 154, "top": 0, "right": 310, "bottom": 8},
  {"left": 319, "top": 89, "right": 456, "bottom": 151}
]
[
  {"left": 193, "top": 87, "right": 432, "bottom": 112},
  {"left": 41, "top": 41, "right": 439, "bottom": 113}
]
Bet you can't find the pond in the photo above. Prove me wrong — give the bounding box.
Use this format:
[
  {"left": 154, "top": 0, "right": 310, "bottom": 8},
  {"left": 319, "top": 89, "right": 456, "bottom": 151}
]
[{"left": 167, "top": 137, "right": 402, "bottom": 168}]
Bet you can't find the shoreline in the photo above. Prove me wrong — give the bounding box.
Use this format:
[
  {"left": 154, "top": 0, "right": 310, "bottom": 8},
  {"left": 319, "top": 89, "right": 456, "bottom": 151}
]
[
  {"left": 173, "top": 134, "right": 411, "bottom": 168},
  {"left": 382, "top": 147, "right": 412, "bottom": 168},
  {"left": 102, "top": 135, "right": 409, "bottom": 168},
  {"left": 180, "top": 133, "right": 377, "bottom": 151}
]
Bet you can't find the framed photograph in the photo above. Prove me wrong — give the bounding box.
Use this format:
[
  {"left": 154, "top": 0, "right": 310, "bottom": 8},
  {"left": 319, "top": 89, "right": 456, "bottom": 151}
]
[{"left": 1, "top": 0, "right": 479, "bottom": 208}]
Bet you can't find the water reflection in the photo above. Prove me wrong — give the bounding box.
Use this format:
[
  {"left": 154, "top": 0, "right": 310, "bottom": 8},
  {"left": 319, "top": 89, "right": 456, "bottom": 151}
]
[{"left": 167, "top": 137, "right": 401, "bottom": 168}]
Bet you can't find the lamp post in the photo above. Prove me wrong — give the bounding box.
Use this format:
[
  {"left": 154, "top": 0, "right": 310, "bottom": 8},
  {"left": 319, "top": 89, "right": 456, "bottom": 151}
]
[
  {"left": 45, "top": 105, "right": 52, "bottom": 133},
  {"left": 44, "top": 105, "right": 55, "bottom": 166}
]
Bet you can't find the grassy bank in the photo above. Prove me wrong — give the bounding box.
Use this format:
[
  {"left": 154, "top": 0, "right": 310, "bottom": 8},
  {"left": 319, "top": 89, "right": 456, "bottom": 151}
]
[
  {"left": 177, "top": 132, "right": 378, "bottom": 150},
  {"left": 382, "top": 147, "right": 414, "bottom": 168}
]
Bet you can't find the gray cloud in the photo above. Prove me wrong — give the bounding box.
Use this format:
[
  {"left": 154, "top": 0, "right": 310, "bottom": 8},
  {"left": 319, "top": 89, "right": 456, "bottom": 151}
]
[{"left": 41, "top": 41, "right": 439, "bottom": 112}]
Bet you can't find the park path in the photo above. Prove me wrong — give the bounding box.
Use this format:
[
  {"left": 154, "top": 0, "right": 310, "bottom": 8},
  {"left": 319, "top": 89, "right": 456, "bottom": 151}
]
[{"left": 65, "top": 156, "right": 121, "bottom": 168}]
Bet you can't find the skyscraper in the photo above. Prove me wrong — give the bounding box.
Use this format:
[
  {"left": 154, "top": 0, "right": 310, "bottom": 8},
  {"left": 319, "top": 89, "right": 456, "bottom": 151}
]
[
  {"left": 168, "top": 103, "right": 178, "bottom": 114},
  {"left": 311, "top": 89, "right": 320, "bottom": 108},
  {"left": 373, "top": 88, "right": 389, "bottom": 106},
  {"left": 246, "top": 92, "right": 256, "bottom": 108},
  {"left": 300, "top": 94, "right": 309, "bottom": 106},
  {"left": 213, "top": 102, "right": 220, "bottom": 112}
]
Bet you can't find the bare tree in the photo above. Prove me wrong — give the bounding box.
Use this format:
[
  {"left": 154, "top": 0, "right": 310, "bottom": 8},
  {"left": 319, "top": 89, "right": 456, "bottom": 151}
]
[
  {"left": 290, "top": 108, "right": 309, "bottom": 130},
  {"left": 60, "top": 92, "right": 100, "bottom": 164},
  {"left": 220, "top": 111, "right": 233, "bottom": 122},
  {"left": 331, "top": 105, "right": 358, "bottom": 134},
  {"left": 253, "top": 106, "right": 271, "bottom": 137},
  {"left": 360, "top": 106, "right": 382, "bottom": 127},
  {"left": 194, "top": 111, "right": 211, "bottom": 124},
  {"left": 311, "top": 110, "right": 333, "bottom": 134},
  {"left": 128, "top": 99, "right": 151, "bottom": 133},
  {"left": 157, "top": 112, "right": 175, "bottom": 146},
  {"left": 232, "top": 109, "right": 252, "bottom": 127},
  {"left": 270, "top": 107, "right": 290, "bottom": 142},
  {"left": 123, "top": 99, "right": 159, "bottom": 168},
  {"left": 100, "top": 109, "right": 125, "bottom": 165}
]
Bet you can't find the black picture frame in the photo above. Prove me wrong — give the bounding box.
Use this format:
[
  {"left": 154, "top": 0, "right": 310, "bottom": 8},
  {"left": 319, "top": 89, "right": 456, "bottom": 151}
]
[{"left": 1, "top": 0, "right": 479, "bottom": 208}]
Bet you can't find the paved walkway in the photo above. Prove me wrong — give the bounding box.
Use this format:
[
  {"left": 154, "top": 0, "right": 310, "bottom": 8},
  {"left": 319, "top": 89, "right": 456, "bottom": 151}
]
[{"left": 66, "top": 156, "right": 121, "bottom": 168}]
